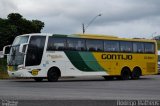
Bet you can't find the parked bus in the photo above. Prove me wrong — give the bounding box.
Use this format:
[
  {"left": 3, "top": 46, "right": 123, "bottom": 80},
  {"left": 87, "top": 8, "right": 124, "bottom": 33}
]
[{"left": 3, "top": 33, "right": 158, "bottom": 81}]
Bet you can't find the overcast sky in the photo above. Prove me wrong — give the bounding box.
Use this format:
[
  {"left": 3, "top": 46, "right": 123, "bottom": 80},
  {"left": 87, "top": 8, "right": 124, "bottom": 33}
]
[{"left": 0, "top": 0, "right": 160, "bottom": 38}]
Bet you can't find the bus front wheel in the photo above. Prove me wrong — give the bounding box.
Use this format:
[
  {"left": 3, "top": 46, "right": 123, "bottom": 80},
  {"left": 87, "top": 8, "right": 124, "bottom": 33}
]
[{"left": 47, "top": 68, "right": 60, "bottom": 82}]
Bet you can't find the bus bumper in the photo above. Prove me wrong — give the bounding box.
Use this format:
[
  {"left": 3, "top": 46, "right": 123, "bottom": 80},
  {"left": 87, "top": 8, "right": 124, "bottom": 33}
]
[{"left": 8, "top": 70, "right": 33, "bottom": 77}]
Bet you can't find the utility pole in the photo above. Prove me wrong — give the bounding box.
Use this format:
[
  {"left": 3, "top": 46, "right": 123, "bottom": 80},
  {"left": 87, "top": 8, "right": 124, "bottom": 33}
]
[{"left": 82, "top": 14, "right": 102, "bottom": 34}]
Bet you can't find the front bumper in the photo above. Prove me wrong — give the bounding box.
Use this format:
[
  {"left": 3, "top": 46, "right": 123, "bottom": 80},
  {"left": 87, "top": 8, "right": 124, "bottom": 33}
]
[{"left": 8, "top": 70, "right": 33, "bottom": 77}]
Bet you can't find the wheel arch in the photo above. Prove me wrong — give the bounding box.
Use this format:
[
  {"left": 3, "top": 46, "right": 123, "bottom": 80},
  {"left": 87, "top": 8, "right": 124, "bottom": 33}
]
[
  {"left": 121, "top": 66, "right": 131, "bottom": 75},
  {"left": 133, "top": 66, "right": 142, "bottom": 76},
  {"left": 47, "top": 66, "right": 61, "bottom": 77},
  {"left": 120, "top": 66, "right": 132, "bottom": 80}
]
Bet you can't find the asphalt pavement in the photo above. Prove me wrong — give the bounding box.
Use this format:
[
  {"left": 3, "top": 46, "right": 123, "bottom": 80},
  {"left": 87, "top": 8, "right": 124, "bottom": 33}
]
[{"left": 0, "top": 75, "right": 160, "bottom": 106}]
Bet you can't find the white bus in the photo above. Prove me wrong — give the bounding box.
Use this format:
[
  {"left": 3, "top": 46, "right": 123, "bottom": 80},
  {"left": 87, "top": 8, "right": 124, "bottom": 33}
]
[{"left": 3, "top": 33, "right": 158, "bottom": 81}]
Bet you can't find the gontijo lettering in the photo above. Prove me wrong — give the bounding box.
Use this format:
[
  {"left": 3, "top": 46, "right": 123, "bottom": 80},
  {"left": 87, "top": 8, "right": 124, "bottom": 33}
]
[{"left": 102, "top": 54, "right": 133, "bottom": 60}]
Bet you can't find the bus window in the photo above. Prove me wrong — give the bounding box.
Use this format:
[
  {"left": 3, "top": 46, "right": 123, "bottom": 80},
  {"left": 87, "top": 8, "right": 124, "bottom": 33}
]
[
  {"left": 47, "top": 37, "right": 66, "bottom": 51},
  {"left": 86, "top": 40, "right": 103, "bottom": 52},
  {"left": 104, "top": 40, "right": 119, "bottom": 52},
  {"left": 144, "top": 43, "right": 155, "bottom": 53},
  {"left": 133, "top": 42, "right": 144, "bottom": 53},
  {"left": 26, "top": 36, "right": 46, "bottom": 66},
  {"left": 120, "top": 41, "right": 132, "bottom": 52},
  {"left": 67, "top": 38, "right": 85, "bottom": 51}
]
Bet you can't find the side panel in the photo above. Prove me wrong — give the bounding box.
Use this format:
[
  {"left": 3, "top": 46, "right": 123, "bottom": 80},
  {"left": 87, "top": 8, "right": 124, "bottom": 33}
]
[
  {"left": 93, "top": 53, "right": 157, "bottom": 75},
  {"left": 43, "top": 51, "right": 157, "bottom": 77},
  {"left": 43, "top": 51, "right": 108, "bottom": 77},
  {"left": 8, "top": 51, "right": 157, "bottom": 77}
]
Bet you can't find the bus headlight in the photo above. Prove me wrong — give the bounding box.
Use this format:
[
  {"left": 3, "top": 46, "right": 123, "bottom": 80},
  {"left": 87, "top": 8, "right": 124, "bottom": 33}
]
[{"left": 18, "top": 66, "right": 25, "bottom": 70}]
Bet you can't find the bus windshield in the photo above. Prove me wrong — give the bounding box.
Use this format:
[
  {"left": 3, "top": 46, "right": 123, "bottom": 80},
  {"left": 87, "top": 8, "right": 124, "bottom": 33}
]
[{"left": 7, "top": 36, "right": 29, "bottom": 66}]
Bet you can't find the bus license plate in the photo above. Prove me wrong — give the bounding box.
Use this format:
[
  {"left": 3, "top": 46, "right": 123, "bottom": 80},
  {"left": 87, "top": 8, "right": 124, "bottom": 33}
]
[{"left": 32, "top": 70, "right": 39, "bottom": 76}]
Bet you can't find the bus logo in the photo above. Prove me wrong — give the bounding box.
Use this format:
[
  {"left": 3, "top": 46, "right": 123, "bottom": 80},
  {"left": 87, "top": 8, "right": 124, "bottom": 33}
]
[{"left": 101, "top": 54, "right": 133, "bottom": 60}]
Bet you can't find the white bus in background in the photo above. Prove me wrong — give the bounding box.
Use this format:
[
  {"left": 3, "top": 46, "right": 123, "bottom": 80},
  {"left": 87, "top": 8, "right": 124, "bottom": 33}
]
[
  {"left": 0, "top": 51, "right": 4, "bottom": 58},
  {"left": 158, "top": 51, "right": 160, "bottom": 74}
]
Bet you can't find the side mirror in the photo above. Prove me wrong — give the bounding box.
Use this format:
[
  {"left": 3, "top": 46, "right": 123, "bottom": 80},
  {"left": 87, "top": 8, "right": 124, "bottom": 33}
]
[
  {"left": 3, "top": 45, "right": 11, "bottom": 55},
  {"left": 19, "top": 43, "right": 28, "bottom": 54}
]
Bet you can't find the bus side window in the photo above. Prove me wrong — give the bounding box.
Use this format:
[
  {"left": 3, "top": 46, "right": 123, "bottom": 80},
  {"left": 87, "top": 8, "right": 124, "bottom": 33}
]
[
  {"left": 86, "top": 40, "right": 103, "bottom": 52},
  {"left": 144, "top": 43, "right": 155, "bottom": 53},
  {"left": 47, "top": 37, "right": 66, "bottom": 51},
  {"left": 67, "top": 38, "right": 85, "bottom": 51},
  {"left": 26, "top": 36, "right": 46, "bottom": 66},
  {"left": 104, "top": 40, "right": 119, "bottom": 52},
  {"left": 133, "top": 42, "right": 144, "bottom": 53},
  {"left": 120, "top": 41, "right": 132, "bottom": 52}
]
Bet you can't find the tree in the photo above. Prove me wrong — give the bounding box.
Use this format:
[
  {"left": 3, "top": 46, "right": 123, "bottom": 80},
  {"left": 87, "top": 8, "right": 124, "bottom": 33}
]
[
  {"left": 0, "top": 13, "right": 44, "bottom": 50},
  {"left": 7, "top": 13, "right": 22, "bottom": 21}
]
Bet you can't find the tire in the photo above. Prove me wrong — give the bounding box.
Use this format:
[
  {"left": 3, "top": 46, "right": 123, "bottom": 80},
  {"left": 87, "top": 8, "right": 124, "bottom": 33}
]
[
  {"left": 131, "top": 68, "right": 141, "bottom": 80},
  {"left": 121, "top": 68, "right": 131, "bottom": 80},
  {"left": 34, "top": 77, "right": 43, "bottom": 82},
  {"left": 103, "top": 76, "right": 114, "bottom": 80},
  {"left": 115, "top": 76, "right": 122, "bottom": 80},
  {"left": 47, "top": 68, "right": 60, "bottom": 82}
]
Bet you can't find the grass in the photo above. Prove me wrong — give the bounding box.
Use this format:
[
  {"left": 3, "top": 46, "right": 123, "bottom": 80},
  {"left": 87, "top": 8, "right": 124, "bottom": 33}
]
[
  {"left": 0, "top": 58, "right": 9, "bottom": 79},
  {"left": 157, "top": 40, "right": 160, "bottom": 50}
]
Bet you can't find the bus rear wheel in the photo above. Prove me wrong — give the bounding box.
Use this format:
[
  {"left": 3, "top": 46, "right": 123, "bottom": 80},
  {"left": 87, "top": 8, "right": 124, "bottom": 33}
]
[
  {"left": 47, "top": 68, "right": 60, "bottom": 82},
  {"left": 121, "top": 67, "right": 131, "bottom": 80},
  {"left": 131, "top": 67, "right": 141, "bottom": 80},
  {"left": 103, "top": 76, "right": 114, "bottom": 80},
  {"left": 34, "top": 77, "right": 43, "bottom": 82}
]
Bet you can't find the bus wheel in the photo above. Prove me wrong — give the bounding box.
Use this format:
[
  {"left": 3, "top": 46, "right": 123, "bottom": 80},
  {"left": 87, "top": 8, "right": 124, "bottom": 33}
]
[
  {"left": 103, "top": 76, "right": 114, "bottom": 80},
  {"left": 34, "top": 77, "right": 43, "bottom": 82},
  {"left": 131, "top": 67, "right": 141, "bottom": 80},
  {"left": 121, "top": 67, "right": 131, "bottom": 80},
  {"left": 47, "top": 68, "right": 60, "bottom": 82}
]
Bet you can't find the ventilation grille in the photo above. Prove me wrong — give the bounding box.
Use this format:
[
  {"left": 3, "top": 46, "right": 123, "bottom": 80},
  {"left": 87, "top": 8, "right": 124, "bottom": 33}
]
[{"left": 146, "top": 62, "right": 156, "bottom": 73}]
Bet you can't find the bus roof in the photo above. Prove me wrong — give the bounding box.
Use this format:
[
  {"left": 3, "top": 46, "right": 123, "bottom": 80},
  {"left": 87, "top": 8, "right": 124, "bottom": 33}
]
[
  {"left": 20, "top": 33, "right": 156, "bottom": 43},
  {"left": 53, "top": 34, "right": 156, "bottom": 43}
]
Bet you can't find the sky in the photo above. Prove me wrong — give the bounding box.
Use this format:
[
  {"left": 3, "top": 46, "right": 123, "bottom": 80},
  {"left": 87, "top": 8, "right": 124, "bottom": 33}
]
[{"left": 0, "top": 0, "right": 160, "bottom": 38}]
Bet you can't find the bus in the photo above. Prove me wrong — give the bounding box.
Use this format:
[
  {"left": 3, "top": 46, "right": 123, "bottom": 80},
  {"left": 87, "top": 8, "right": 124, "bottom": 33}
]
[{"left": 3, "top": 33, "right": 158, "bottom": 82}]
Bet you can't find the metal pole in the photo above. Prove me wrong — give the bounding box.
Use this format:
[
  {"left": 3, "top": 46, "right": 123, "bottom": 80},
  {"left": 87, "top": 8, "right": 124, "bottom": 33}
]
[
  {"left": 82, "top": 23, "right": 85, "bottom": 34},
  {"left": 82, "top": 14, "right": 102, "bottom": 34}
]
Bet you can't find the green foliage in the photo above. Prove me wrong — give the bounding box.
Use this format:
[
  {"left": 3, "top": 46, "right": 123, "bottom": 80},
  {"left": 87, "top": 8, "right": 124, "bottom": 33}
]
[
  {"left": 0, "top": 58, "right": 7, "bottom": 71},
  {"left": 0, "top": 58, "right": 8, "bottom": 79},
  {"left": 157, "top": 40, "right": 160, "bottom": 50},
  {"left": 0, "top": 13, "right": 44, "bottom": 50}
]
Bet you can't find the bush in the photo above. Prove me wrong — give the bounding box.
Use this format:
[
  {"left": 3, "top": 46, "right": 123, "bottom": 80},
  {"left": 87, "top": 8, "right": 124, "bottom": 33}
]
[
  {"left": 0, "top": 58, "right": 9, "bottom": 79},
  {"left": 157, "top": 41, "right": 160, "bottom": 50}
]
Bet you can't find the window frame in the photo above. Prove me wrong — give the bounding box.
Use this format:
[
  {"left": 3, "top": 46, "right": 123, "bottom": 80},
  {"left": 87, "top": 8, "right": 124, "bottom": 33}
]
[
  {"left": 46, "top": 36, "right": 155, "bottom": 54},
  {"left": 133, "top": 42, "right": 144, "bottom": 53},
  {"left": 86, "top": 39, "right": 104, "bottom": 52},
  {"left": 66, "top": 38, "right": 86, "bottom": 51},
  {"left": 47, "top": 37, "right": 67, "bottom": 51},
  {"left": 119, "top": 41, "right": 133, "bottom": 53},
  {"left": 104, "top": 40, "right": 120, "bottom": 52},
  {"left": 144, "top": 42, "right": 155, "bottom": 54}
]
